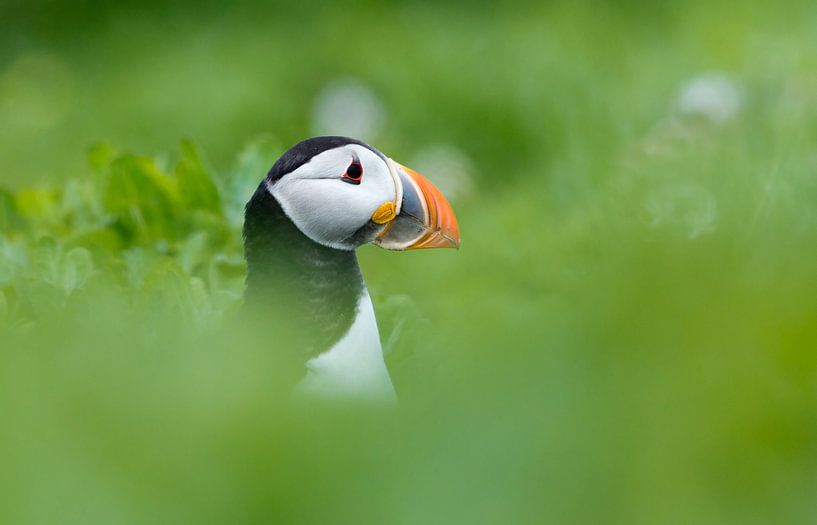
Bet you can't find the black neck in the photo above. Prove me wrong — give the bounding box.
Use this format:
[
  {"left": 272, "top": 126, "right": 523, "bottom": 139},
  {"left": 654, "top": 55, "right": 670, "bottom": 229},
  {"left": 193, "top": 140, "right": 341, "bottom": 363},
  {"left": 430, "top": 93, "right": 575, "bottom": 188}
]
[{"left": 242, "top": 183, "right": 364, "bottom": 358}]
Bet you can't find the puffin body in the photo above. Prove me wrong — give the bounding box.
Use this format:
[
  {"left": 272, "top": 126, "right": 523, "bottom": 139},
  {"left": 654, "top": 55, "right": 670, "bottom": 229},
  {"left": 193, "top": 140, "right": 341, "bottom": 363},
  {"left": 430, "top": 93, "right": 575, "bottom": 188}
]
[{"left": 243, "top": 137, "right": 459, "bottom": 404}]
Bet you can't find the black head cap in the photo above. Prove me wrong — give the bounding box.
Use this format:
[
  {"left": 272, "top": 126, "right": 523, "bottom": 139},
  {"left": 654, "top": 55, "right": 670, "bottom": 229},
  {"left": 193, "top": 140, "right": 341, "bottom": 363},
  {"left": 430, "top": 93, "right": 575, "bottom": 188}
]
[{"left": 266, "top": 136, "right": 386, "bottom": 183}]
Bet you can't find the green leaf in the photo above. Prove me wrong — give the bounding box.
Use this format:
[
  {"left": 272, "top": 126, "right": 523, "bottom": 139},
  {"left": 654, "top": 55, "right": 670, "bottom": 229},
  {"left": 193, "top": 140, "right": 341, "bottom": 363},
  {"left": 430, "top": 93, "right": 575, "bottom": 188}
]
[
  {"left": 0, "top": 246, "right": 17, "bottom": 286},
  {"left": 122, "top": 247, "right": 160, "bottom": 289},
  {"left": 374, "top": 294, "right": 430, "bottom": 360},
  {"left": 175, "top": 140, "right": 221, "bottom": 213},
  {"left": 140, "top": 256, "right": 199, "bottom": 325},
  {"left": 32, "top": 236, "right": 61, "bottom": 284},
  {"left": 67, "top": 227, "right": 124, "bottom": 254},
  {"left": 223, "top": 135, "right": 281, "bottom": 226},
  {"left": 208, "top": 253, "right": 246, "bottom": 296},
  {"left": 0, "top": 236, "right": 27, "bottom": 285},
  {"left": 59, "top": 179, "right": 105, "bottom": 230},
  {"left": 15, "top": 187, "right": 60, "bottom": 225},
  {"left": 86, "top": 142, "right": 118, "bottom": 172},
  {"left": 177, "top": 231, "right": 210, "bottom": 275},
  {"left": 102, "top": 155, "right": 180, "bottom": 244},
  {"left": 0, "top": 189, "right": 23, "bottom": 231},
  {"left": 60, "top": 247, "right": 94, "bottom": 294}
]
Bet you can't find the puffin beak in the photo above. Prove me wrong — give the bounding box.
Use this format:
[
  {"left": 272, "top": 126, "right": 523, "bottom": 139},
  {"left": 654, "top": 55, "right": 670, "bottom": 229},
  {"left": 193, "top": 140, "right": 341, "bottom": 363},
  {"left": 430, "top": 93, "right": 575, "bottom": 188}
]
[{"left": 374, "top": 160, "right": 461, "bottom": 251}]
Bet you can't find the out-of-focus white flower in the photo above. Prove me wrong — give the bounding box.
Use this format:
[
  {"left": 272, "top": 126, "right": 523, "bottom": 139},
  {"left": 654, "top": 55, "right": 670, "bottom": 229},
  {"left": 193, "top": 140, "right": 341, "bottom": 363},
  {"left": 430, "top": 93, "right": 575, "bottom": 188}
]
[
  {"left": 677, "top": 73, "right": 743, "bottom": 124},
  {"left": 311, "top": 78, "right": 385, "bottom": 140},
  {"left": 640, "top": 116, "right": 695, "bottom": 157},
  {"left": 645, "top": 183, "right": 717, "bottom": 239},
  {"left": 410, "top": 144, "right": 475, "bottom": 201}
]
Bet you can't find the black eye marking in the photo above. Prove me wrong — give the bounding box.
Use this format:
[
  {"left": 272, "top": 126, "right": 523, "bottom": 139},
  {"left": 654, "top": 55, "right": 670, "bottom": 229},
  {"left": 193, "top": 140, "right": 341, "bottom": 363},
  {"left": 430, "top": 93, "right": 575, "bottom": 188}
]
[{"left": 341, "top": 160, "right": 363, "bottom": 185}]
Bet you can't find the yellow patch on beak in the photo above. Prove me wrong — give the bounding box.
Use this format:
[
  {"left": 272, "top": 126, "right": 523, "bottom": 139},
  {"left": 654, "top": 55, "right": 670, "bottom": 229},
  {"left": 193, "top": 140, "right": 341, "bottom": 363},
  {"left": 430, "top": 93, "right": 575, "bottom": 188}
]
[{"left": 371, "top": 201, "right": 397, "bottom": 224}]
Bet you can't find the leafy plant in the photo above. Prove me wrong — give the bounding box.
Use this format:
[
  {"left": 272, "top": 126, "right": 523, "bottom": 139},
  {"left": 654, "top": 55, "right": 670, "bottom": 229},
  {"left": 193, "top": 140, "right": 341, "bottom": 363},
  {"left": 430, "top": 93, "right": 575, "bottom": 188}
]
[{"left": 0, "top": 138, "right": 280, "bottom": 331}]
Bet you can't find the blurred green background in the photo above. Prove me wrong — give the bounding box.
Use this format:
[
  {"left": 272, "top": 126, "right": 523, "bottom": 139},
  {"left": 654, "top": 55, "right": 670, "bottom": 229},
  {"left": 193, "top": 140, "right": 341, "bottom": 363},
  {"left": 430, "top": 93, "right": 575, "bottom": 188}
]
[{"left": 2, "top": 0, "right": 817, "bottom": 523}]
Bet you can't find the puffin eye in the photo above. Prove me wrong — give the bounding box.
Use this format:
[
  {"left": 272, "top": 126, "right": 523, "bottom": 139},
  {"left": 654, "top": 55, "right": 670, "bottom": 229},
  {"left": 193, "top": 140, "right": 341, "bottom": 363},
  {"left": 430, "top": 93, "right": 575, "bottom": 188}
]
[{"left": 341, "top": 161, "right": 363, "bottom": 185}]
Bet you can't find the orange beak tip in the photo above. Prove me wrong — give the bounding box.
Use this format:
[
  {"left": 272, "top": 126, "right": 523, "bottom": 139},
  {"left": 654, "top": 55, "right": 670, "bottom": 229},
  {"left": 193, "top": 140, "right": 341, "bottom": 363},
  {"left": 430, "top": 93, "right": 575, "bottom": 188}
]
[{"left": 401, "top": 165, "right": 461, "bottom": 251}]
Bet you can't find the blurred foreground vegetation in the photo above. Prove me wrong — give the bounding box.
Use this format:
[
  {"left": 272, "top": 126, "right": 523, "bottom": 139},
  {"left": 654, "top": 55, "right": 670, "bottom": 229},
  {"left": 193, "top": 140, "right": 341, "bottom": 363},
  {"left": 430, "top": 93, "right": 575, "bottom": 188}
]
[{"left": 2, "top": 1, "right": 817, "bottom": 523}]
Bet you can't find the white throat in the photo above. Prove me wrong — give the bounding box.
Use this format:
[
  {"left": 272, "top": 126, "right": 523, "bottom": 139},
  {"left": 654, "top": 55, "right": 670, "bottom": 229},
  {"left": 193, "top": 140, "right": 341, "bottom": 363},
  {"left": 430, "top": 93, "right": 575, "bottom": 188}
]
[{"left": 294, "top": 289, "right": 397, "bottom": 405}]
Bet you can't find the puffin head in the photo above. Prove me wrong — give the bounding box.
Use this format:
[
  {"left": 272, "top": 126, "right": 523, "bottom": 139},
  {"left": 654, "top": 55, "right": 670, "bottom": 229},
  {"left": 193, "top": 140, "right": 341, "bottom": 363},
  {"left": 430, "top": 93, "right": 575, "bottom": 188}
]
[{"left": 264, "top": 136, "right": 460, "bottom": 251}]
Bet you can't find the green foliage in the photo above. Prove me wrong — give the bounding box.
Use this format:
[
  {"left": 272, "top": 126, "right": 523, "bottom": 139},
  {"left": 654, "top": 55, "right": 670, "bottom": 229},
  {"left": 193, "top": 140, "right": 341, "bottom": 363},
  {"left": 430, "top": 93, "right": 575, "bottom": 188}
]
[
  {"left": 0, "top": 140, "right": 269, "bottom": 330},
  {"left": 176, "top": 140, "right": 222, "bottom": 213}
]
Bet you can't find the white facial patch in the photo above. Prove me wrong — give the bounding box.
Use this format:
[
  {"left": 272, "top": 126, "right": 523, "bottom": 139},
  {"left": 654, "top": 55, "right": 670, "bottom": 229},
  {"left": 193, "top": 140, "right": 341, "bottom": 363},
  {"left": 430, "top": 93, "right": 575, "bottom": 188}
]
[{"left": 268, "top": 145, "right": 396, "bottom": 250}]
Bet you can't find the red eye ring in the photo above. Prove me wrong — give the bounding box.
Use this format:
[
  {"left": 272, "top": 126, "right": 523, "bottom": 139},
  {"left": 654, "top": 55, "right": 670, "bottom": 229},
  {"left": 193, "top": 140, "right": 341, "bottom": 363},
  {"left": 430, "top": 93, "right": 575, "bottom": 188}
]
[{"left": 341, "top": 160, "right": 363, "bottom": 185}]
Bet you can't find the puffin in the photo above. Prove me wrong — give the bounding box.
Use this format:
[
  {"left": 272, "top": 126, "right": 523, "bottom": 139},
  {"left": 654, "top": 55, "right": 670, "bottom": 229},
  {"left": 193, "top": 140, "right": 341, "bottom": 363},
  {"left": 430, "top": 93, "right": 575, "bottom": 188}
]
[{"left": 243, "top": 136, "right": 459, "bottom": 404}]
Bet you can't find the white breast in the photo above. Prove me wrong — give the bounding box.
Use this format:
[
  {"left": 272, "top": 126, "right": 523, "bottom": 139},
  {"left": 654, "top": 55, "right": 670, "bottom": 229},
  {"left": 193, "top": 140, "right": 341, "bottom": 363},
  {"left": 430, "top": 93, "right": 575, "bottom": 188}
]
[{"left": 294, "top": 290, "right": 397, "bottom": 405}]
